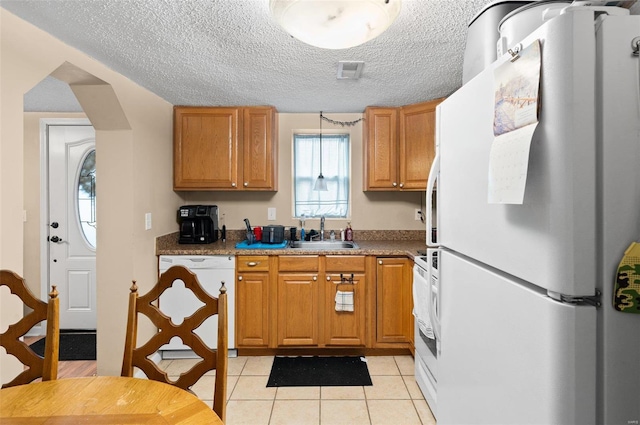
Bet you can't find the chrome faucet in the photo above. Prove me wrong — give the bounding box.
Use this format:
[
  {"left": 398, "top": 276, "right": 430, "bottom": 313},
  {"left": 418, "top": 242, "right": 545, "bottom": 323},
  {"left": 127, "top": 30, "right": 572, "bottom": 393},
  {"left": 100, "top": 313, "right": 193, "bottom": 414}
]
[{"left": 320, "top": 215, "right": 325, "bottom": 241}]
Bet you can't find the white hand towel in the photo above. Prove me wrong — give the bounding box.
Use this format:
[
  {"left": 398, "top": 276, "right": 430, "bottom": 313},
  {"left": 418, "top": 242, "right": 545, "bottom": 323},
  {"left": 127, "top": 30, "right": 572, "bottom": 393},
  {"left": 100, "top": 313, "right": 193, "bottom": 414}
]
[
  {"left": 335, "top": 290, "right": 354, "bottom": 312},
  {"left": 413, "top": 271, "right": 435, "bottom": 339}
]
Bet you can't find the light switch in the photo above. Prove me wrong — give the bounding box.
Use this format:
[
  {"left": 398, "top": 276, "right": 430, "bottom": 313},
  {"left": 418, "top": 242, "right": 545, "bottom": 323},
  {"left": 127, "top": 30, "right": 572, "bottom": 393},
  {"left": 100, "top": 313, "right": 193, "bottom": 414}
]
[
  {"left": 145, "top": 213, "right": 152, "bottom": 230},
  {"left": 268, "top": 208, "right": 276, "bottom": 221}
]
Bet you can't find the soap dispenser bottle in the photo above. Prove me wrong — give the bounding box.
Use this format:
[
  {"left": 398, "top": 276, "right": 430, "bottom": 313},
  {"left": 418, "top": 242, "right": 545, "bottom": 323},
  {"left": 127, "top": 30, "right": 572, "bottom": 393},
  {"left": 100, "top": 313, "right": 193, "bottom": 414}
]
[
  {"left": 300, "top": 215, "right": 306, "bottom": 242},
  {"left": 345, "top": 222, "right": 353, "bottom": 242}
]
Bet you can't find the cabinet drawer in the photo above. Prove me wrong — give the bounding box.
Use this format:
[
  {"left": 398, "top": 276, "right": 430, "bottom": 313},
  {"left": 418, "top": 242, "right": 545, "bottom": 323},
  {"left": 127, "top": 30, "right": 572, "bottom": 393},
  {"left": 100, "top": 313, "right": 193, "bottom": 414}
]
[
  {"left": 237, "top": 256, "right": 269, "bottom": 272},
  {"left": 325, "top": 255, "right": 366, "bottom": 272},
  {"left": 278, "top": 256, "right": 319, "bottom": 272}
]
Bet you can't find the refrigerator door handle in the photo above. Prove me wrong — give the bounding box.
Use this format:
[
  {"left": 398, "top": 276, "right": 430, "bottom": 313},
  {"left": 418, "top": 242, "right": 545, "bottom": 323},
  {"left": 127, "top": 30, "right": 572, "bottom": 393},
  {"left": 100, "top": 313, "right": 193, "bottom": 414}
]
[
  {"left": 427, "top": 248, "right": 442, "bottom": 342},
  {"left": 427, "top": 153, "right": 439, "bottom": 246}
]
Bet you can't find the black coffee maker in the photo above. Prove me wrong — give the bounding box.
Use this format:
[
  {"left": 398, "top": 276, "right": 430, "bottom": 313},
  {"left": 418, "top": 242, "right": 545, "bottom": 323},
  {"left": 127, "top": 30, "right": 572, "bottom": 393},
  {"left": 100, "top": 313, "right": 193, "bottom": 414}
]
[{"left": 177, "top": 205, "right": 219, "bottom": 244}]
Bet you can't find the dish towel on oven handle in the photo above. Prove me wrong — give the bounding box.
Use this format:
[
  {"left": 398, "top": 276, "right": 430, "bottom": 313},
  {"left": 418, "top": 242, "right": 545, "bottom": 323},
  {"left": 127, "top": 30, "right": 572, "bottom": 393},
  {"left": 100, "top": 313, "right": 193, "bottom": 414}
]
[
  {"left": 413, "top": 271, "right": 435, "bottom": 339},
  {"left": 335, "top": 290, "right": 354, "bottom": 312}
]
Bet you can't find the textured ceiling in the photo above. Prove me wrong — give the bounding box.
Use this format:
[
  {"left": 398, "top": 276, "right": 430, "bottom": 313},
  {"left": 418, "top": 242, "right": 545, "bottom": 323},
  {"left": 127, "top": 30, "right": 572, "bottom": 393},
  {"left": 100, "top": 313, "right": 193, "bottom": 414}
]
[{"left": 3, "top": 0, "right": 639, "bottom": 113}]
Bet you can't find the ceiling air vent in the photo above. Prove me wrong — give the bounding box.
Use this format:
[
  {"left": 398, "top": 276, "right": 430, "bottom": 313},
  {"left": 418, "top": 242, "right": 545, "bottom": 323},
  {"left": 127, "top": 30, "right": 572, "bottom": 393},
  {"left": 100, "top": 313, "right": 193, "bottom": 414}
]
[{"left": 337, "top": 61, "right": 364, "bottom": 80}]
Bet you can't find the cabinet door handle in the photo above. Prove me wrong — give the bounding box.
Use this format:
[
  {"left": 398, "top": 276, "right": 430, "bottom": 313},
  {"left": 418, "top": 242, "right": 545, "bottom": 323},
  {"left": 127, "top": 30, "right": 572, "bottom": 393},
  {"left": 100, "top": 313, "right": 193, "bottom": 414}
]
[
  {"left": 244, "top": 182, "right": 248, "bottom": 187},
  {"left": 231, "top": 182, "right": 237, "bottom": 187},
  {"left": 238, "top": 276, "right": 243, "bottom": 281},
  {"left": 313, "top": 276, "right": 317, "bottom": 281},
  {"left": 247, "top": 262, "right": 259, "bottom": 267},
  {"left": 399, "top": 183, "right": 404, "bottom": 188},
  {"left": 326, "top": 276, "right": 331, "bottom": 281},
  {"left": 392, "top": 182, "right": 397, "bottom": 187},
  {"left": 379, "top": 260, "right": 383, "bottom": 265}
]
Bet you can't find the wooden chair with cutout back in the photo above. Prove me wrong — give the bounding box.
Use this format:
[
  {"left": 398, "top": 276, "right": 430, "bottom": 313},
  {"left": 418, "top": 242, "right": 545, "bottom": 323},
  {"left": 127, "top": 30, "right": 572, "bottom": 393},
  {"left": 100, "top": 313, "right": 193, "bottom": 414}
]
[
  {"left": 0, "top": 269, "right": 59, "bottom": 388},
  {"left": 121, "top": 265, "right": 228, "bottom": 422}
]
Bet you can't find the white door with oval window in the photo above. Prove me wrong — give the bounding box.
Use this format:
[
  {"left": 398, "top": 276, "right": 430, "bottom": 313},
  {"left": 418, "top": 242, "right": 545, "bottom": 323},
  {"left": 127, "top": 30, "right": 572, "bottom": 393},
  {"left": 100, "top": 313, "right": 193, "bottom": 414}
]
[{"left": 47, "top": 123, "right": 96, "bottom": 330}]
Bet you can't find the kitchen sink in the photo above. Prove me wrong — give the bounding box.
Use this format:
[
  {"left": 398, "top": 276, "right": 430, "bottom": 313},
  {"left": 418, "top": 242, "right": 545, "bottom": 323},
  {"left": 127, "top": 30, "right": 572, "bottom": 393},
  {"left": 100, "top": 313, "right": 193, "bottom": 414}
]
[{"left": 289, "top": 240, "right": 360, "bottom": 249}]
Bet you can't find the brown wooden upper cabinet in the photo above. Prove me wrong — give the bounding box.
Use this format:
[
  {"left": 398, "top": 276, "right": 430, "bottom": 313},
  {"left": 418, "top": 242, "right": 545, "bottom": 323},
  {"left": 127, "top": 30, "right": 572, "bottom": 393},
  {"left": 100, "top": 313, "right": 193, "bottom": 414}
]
[
  {"left": 173, "top": 106, "right": 278, "bottom": 191},
  {"left": 363, "top": 98, "right": 444, "bottom": 191}
]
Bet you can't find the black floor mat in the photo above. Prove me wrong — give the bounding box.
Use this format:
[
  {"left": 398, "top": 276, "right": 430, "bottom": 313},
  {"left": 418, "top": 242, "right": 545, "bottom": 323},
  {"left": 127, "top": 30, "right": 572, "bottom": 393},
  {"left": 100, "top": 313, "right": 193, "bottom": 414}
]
[
  {"left": 29, "top": 331, "right": 96, "bottom": 361},
  {"left": 267, "top": 356, "right": 372, "bottom": 387}
]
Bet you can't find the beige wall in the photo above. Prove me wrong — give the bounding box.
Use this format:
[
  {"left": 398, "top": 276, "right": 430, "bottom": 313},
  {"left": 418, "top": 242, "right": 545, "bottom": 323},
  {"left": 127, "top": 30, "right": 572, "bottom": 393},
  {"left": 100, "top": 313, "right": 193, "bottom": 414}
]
[
  {"left": 1, "top": 8, "right": 427, "bottom": 383},
  {"left": 183, "top": 113, "right": 426, "bottom": 233},
  {"left": 1, "top": 11, "right": 31, "bottom": 383},
  {"left": 1, "top": 9, "right": 180, "bottom": 378}
]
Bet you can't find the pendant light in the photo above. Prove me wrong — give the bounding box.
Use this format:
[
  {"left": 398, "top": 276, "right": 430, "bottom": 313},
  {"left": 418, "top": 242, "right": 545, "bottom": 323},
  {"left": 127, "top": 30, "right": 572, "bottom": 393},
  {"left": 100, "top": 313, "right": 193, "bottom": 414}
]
[
  {"left": 313, "top": 111, "right": 328, "bottom": 191},
  {"left": 270, "top": 0, "right": 402, "bottom": 50}
]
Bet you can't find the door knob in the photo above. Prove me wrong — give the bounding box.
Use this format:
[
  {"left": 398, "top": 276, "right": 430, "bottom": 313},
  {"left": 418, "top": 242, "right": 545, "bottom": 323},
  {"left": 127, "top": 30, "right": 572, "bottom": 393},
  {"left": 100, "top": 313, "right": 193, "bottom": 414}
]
[
  {"left": 49, "top": 236, "right": 62, "bottom": 243},
  {"left": 50, "top": 222, "right": 59, "bottom": 229}
]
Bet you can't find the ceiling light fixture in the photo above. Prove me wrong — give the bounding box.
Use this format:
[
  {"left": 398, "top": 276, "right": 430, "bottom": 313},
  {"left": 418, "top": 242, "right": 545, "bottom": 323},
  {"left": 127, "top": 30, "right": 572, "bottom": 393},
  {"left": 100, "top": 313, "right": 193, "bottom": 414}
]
[
  {"left": 270, "top": 0, "right": 402, "bottom": 50},
  {"left": 313, "top": 111, "right": 328, "bottom": 191}
]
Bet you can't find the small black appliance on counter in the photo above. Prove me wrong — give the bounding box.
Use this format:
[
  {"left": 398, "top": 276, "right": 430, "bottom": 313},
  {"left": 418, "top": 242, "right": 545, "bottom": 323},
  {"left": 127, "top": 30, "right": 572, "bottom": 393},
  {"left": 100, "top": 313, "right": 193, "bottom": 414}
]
[
  {"left": 177, "top": 205, "right": 219, "bottom": 244},
  {"left": 262, "top": 225, "right": 285, "bottom": 244}
]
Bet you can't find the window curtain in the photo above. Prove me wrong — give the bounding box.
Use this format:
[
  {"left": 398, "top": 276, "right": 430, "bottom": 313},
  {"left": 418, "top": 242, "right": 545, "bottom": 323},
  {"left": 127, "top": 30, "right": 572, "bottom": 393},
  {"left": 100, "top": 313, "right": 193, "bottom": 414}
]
[{"left": 294, "top": 134, "right": 350, "bottom": 218}]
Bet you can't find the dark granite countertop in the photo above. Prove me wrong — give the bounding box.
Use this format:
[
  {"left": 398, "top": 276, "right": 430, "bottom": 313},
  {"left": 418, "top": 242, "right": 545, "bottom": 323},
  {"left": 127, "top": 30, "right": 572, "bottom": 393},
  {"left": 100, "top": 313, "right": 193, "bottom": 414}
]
[{"left": 156, "top": 231, "right": 427, "bottom": 260}]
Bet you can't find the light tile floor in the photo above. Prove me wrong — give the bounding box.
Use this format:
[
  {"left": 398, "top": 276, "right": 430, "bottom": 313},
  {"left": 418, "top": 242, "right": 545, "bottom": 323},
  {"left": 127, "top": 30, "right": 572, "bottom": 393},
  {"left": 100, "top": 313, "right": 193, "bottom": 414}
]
[{"left": 160, "top": 355, "right": 436, "bottom": 425}]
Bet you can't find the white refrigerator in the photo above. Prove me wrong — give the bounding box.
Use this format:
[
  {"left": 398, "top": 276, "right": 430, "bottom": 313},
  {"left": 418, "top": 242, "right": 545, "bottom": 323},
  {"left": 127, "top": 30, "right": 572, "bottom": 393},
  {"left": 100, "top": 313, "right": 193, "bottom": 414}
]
[{"left": 428, "top": 6, "right": 640, "bottom": 425}]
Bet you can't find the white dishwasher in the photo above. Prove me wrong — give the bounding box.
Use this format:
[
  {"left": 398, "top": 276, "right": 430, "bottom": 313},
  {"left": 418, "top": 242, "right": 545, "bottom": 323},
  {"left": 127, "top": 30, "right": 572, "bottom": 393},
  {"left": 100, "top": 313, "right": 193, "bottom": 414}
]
[{"left": 159, "top": 255, "right": 235, "bottom": 358}]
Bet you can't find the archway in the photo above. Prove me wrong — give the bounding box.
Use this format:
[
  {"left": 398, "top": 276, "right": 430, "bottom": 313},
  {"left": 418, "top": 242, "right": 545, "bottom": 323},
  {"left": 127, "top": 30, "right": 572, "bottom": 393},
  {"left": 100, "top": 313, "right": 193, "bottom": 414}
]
[
  {"left": 17, "top": 62, "right": 131, "bottom": 378},
  {"left": 23, "top": 62, "right": 130, "bottom": 334}
]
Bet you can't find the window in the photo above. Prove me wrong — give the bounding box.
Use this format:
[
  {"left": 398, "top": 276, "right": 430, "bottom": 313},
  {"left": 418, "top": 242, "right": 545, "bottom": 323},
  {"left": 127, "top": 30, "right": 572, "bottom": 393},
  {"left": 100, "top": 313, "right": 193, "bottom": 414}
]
[
  {"left": 77, "top": 149, "right": 96, "bottom": 248},
  {"left": 293, "top": 133, "right": 350, "bottom": 218}
]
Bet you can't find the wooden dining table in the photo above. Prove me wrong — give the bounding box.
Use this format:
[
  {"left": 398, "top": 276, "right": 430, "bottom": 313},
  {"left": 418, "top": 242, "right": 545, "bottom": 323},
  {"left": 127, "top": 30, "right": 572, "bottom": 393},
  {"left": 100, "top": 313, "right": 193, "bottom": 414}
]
[{"left": 0, "top": 376, "right": 223, "bottom": 424}]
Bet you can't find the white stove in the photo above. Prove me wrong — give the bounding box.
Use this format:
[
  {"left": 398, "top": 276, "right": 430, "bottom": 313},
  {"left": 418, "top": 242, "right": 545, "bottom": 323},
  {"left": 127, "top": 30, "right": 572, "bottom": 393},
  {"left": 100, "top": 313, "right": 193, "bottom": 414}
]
[
  {"left": 413, "top": 250, "right": 439, "bottom": 418},
  {"left": 413, "top": 254, "right": 430, "bottom": 270}
]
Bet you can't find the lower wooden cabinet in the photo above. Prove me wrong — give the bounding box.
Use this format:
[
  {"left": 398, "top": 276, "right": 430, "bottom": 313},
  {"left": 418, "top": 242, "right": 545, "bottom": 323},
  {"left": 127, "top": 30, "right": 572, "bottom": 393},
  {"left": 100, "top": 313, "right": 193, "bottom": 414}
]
[
  {"left": 277, "top": 273, "right": 319, "bottom": 346},
  {"left": 235, "top": 254, "right": 411, "bottom": 350},
  {"left": 236, "top": 256, "right": 271, "bottom": 347},
  {"left": 323, "top": 272, "right": 366, "bottom": 346},
  {"left": 323, "top": 255, "right": 367, "bottom": 347},
  {"left": 276, "top": 256, "right": 319, "bottom": 346},
  {"left": 376, "top": 257, "right": 413, "bottom": 346},
  {"left": 276, "top": 255, "right": 368, "bottom": 348}
]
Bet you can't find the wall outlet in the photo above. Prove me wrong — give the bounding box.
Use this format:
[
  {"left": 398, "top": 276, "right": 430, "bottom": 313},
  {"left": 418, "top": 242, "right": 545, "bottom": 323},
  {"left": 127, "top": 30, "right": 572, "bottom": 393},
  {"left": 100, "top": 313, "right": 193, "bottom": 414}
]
[
  {"left": 268, "top": 207, "right": 276, "bottom": 221},
  {"left": 415, "top": 209, "right": 422, "bottom": 221},
  {"left": 145, "top": 212, "right": 152, "bottom": 230}
]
